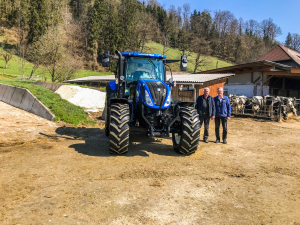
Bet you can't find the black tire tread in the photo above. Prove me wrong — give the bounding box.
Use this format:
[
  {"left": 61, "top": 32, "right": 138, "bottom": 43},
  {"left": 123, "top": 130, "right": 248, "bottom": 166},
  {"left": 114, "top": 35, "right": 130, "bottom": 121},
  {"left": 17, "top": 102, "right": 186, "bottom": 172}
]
[
  {"left": 109, "top": 103, "right": 130, "bottom": 154},
  {"left": 173, "top": 106, "right": 200, "bottom": 155}
]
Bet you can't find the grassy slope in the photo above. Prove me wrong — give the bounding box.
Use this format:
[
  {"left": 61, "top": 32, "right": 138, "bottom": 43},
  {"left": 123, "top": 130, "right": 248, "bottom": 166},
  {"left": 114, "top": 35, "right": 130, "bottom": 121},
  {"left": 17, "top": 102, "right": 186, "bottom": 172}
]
[
  {"left": 145, "top": 42, "right": 234, "bottom": 73},
  {"left": 0, "top": 48, "right": 112, "bottom": 82},
  {"left": 0, "top": 79, "right": 95, "bottom": 126}
]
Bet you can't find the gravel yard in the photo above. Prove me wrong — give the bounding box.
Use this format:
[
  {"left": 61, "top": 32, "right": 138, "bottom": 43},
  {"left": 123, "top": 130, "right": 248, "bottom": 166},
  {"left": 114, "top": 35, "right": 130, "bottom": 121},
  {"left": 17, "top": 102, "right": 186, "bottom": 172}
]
[{"left": 0, "top": 101, "right": 300, "bottom": 224}]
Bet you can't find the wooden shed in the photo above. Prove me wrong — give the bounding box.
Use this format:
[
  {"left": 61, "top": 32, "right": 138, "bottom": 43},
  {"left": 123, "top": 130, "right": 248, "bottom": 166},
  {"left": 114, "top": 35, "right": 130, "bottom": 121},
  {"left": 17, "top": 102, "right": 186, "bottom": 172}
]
[{"left": 171, "top": 74, "right": 234, "bottom": 102}]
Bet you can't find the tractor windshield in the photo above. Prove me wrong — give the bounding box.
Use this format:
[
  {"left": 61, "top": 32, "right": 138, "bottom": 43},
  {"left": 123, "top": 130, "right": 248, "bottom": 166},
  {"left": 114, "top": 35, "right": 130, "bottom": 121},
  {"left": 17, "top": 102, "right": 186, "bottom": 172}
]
[{"left": 125, "top": 57, "right": 164, "bottom": 82}]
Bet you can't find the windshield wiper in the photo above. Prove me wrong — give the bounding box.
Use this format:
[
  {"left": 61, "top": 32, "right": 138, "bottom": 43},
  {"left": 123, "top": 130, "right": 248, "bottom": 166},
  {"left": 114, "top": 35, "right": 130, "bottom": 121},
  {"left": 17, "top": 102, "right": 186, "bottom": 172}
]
[{"left": 147, "top": 58, "right": 161, "bottom": 73}]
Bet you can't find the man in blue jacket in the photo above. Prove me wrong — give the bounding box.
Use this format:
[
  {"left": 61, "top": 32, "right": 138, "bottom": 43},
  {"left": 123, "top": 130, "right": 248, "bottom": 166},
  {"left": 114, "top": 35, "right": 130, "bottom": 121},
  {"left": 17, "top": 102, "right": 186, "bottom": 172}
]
[
  {"left": 214, "top": 87, "right": 231, "bottom": 144},
  {"left": 196, "top": 87, "right": 215, "bottom": 143}
]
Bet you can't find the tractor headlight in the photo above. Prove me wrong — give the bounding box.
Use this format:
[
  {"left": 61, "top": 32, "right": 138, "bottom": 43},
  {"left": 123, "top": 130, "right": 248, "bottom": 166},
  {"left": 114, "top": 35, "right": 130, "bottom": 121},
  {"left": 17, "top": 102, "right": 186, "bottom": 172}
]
[
  {"left": 145, "top": 90, "right": 154, "bottom": 106},
  {"left": 164, "top": 91, "right": 172, "bottom": 107}
]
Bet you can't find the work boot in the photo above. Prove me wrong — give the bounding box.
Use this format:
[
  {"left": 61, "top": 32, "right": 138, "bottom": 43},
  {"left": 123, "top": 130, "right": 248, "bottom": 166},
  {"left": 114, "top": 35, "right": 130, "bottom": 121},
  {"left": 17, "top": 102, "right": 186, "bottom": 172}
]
[
  {"left": 215, "top": 139, "right": 220, "bottom": 143},
  {"left": 223, "top": 139, "right": 227, "bottom": 144},
  {"left": 204, "top": 138, "right": 208, "bottom": 143}
]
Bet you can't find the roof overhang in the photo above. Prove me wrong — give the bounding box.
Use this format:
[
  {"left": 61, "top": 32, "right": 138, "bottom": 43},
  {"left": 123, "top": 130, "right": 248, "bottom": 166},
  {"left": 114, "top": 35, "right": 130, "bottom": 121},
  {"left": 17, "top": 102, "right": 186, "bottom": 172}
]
[
  {"left": 64, "top": 74, "right": 235, "bottom": 84},
  {"left": 121, "top": 52, "right": 167, "bottom": 59},
  {"left": 196, "top": 60, "right": 292, "bottom": 74}
]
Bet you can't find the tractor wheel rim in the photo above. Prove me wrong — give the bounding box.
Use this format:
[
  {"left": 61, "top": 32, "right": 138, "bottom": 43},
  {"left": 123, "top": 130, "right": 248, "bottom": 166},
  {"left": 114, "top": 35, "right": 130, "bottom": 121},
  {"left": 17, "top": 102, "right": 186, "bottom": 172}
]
[{"left": 174, "top": 133, "right": 181, "bottom": 144}]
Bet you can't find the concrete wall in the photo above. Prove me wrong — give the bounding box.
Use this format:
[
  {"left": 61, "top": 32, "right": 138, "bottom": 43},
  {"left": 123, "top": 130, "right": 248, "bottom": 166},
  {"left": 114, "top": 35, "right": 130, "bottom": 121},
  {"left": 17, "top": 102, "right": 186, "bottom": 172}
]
[
  {"left": 228, "top": 72, "right": 268, "bottom": 85},
  {"left": 32, "top": 81, "right": 63, "bottom": 92},
  {"left": 0, "top": 83, "right": 55, "bottom": 121},
  {"left": 224, "top": 84, "right": 269, "bottom": 97}
]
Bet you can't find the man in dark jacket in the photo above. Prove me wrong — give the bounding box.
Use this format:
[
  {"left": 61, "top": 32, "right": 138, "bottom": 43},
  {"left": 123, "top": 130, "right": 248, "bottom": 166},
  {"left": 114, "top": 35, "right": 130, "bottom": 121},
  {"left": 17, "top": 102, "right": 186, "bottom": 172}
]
[
  {"left": 196, "top": 87, "right": 215, "bottom": 143},
  {"left": 214, "top": 87, "right": 231, "bottom": 144}
]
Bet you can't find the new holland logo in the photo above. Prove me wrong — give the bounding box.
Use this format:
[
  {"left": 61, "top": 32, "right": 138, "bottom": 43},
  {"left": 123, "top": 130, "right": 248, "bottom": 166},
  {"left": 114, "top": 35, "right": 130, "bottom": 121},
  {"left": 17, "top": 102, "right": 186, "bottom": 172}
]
[{"left": 157, "top": 88, "right": 161, "bottom": 92}]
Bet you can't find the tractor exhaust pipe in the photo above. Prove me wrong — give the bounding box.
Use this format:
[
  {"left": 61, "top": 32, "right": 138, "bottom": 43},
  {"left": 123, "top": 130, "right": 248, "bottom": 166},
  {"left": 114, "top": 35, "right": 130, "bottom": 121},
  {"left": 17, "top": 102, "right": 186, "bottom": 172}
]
[{"left": 115, "top": 50, "right": 124, "bottom": 98}]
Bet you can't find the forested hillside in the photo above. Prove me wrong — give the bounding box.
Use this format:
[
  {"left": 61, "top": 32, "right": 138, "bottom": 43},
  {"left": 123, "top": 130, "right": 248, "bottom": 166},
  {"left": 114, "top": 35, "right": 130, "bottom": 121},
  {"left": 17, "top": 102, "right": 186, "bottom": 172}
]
[{"left": 0, "top": 0, "right": 293, "bottom": 82}]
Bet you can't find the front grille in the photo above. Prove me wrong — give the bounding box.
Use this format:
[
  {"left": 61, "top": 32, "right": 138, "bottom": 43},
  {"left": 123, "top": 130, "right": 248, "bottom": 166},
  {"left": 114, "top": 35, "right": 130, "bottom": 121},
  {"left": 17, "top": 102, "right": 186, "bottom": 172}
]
[{"left": 146, "top": 81, "right": 167, "bottom": 106}]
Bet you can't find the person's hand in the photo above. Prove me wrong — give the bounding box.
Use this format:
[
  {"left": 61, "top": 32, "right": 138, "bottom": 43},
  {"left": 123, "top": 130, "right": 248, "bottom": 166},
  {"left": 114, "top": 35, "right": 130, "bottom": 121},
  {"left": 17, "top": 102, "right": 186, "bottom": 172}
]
[
  {"left": 211, "top": 116, "right": 215, "bottom": 120},
  {"left": 226, "top": 117, "right": 231, "bottom": 120}
]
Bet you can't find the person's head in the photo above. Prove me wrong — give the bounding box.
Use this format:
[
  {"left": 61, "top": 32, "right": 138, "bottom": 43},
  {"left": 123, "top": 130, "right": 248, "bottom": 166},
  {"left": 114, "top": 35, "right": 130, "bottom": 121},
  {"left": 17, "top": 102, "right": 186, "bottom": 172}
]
[
  {"left": 217, "top": 87, "right": 224, "bottom": 97},
  {"left": 204, "top": 87, "right": 210, "bottom": 96}
]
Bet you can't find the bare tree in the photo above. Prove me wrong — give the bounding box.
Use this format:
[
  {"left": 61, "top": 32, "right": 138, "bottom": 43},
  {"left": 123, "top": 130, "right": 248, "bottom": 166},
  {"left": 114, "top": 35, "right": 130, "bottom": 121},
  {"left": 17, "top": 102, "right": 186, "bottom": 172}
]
[
  {"left": 0, "top": 46, "right": 15, "bottom": 69},
  {"left": 34, "top": 26, "right": 64, "bottom": 82},
  {"left": 55, "top": 55, "right": 83, "bottom": 82},
  {"left": 17, "top": 43, "right": 26, "bottom": 78},
  {"left": 260, "top": 18, "right": 282, "bottom": 42},
  {"left": 190, "top": 37, "right": 211, "bottom": 73},
  {"left": 182, "top": 3, "right": 190, "bottom": 31},
  {"left": 136, "top": 12, "right": 158, "bottom": 52},
  {"left": 290, "top": 33, "right": 300, "bottom": 51}
]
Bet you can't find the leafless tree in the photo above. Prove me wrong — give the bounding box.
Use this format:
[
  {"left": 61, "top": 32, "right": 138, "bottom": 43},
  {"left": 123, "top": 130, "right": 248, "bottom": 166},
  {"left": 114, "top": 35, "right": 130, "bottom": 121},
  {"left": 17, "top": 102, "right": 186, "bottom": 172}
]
[
  {"left": 260, "top": 18, "right": 282, "bottom": 42},
  {"left": 290, "top": 33, "right": 300, "bottom": 51},
  {"left": 0, "top": 46, "right": 15, "bottom": 69},
  {"left": 214, "top": 10, "right": 236, "bottom": 36},
  {"left": 17, "top": 43, "right": 26, "bottom": 78},
  {"left": 182, "top": 3, "right": 190, "bottom": 31},
  {"left": 55, "top": 55, "right": 83, "bottom": 82},
  {"left": 136, "top": 12, "right": 158, "bottom": 52},
  {"left": 190, "top": 37, "right": 211, "bottom": 73}
]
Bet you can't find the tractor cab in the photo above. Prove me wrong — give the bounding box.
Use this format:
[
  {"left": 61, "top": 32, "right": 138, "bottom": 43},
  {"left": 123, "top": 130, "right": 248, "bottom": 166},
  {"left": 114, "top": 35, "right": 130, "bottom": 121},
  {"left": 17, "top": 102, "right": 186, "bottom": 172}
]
[{"left": 122, "top": 52, "right": 167, "bottom": 99}]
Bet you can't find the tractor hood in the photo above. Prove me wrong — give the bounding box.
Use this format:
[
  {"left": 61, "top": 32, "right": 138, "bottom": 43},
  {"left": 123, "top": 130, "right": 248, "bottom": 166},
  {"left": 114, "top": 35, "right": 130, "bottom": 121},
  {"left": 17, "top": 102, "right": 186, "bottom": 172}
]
[{"left": 136, "top": 79, "right": 172, "bottom": 109}]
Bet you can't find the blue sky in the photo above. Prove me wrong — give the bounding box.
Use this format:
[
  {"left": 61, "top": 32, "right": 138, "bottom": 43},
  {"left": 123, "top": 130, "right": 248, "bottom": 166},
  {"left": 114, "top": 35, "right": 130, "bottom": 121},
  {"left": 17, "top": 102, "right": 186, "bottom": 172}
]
[{"left": 157, "top": 0, "right": 300, "bottom": 43}]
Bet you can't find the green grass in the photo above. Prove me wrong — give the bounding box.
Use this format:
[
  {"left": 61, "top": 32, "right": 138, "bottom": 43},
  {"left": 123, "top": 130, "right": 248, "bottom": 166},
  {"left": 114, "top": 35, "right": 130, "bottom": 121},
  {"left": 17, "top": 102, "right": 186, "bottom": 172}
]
[
  {"left": 0, "top": 46, "right": 112, "bottom": 82},
  {"left": 0, "top": 79, "right": 96, "bottom": 126},
  {"left": 144, "top": 42, "right": 234, "bottom": 73}
]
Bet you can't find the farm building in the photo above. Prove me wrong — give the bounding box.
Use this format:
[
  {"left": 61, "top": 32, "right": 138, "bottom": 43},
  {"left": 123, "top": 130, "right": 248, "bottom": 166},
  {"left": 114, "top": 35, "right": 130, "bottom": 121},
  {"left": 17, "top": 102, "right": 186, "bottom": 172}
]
[
  {"left": 197, "top": 45, "right": 300, "bottom": 98},
  {"left": 64, "top": 73, "right": 234, "bottom": 103}
]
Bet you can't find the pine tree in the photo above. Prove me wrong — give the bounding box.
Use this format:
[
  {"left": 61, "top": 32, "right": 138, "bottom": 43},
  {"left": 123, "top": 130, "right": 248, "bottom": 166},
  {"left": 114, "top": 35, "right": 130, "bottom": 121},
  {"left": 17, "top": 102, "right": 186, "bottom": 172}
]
[
  {"left": 106, "top": 4, "right": 120, "bottom": 55},
  {"left": 285, "top": 32, "right": 292, "bottom": 48},
  {"left": 27, "top": 0, "right": 47, "bottom": 44},
  {"left": 119, "top": 0, "right": 138, "bottom": 51},
  {"left": 88, "top": 0, "right": 106, "bottom": 67}
]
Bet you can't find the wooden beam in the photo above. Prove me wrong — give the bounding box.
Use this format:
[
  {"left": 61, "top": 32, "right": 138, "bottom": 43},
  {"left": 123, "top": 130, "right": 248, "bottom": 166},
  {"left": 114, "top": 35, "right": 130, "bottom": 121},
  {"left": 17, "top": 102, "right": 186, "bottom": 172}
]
[
  {"left": 263, "top": 71, "right": 300, "bottom": 76},
  {"left": 263, "top": 75, "right": 274, "bottom": 85},
  {"left": 235, "top": 66, "right": 275, "bottom": 75},
  {"left": 291, "top": 68, "right": 300, "bottom": 73},
  {"left": 253, "top": 76, "right": 261, "bottom": 84}
]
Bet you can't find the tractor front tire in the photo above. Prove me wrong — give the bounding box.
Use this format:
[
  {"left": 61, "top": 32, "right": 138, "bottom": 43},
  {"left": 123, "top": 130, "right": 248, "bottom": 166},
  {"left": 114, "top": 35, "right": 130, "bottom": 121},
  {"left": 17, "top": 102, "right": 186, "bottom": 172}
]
[
  {"left": 172, "top": 107, "right": 200, "bottom": 155},
  {"left": 109, "top": 103, "right": 130, "bottom": 154}
]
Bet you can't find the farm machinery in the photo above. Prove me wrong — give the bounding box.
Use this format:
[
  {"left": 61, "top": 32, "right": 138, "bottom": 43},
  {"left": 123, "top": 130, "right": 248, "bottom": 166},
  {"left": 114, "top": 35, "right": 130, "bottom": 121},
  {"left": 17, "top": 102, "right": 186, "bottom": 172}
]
[{"left": 102, "top": 51, "right": 200, "bottom": 155}]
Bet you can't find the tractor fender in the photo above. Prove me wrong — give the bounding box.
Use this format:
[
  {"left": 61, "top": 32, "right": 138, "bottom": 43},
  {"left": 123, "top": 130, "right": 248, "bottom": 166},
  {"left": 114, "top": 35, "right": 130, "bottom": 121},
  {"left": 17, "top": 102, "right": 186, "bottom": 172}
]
[
  {"left": 110, "top": 98, "right": 129, "bottom": 105},
  {"left": 176, "top": 101, "right": 195, "bottom": 108}
]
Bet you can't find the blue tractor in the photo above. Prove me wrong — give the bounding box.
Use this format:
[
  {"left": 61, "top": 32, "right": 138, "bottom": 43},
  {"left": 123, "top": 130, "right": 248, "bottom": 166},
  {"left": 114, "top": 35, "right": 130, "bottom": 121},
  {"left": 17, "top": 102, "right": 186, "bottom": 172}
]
[{"left": 102, "top": 51, "right": 200, "bottom": 155}]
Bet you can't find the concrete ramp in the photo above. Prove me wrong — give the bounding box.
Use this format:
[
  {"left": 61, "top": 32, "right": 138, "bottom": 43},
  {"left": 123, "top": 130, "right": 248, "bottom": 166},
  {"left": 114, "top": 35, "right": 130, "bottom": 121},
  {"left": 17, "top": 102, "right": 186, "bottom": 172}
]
[
  {"left": 33, "top": 81, "right": 63, "bottom": 92},
  {"left": 0, "top": 83, "right": 55, "bottom": 121}
]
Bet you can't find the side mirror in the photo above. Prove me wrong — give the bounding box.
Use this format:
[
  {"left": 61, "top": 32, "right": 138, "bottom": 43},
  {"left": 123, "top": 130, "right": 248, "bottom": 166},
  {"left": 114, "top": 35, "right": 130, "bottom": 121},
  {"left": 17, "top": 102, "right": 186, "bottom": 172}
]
[
  {"left": 180, "top": 56, "right": 187, "bottom": 71},
  {"left": 102, "top": 51, "right": 110, "bottom": 67}
]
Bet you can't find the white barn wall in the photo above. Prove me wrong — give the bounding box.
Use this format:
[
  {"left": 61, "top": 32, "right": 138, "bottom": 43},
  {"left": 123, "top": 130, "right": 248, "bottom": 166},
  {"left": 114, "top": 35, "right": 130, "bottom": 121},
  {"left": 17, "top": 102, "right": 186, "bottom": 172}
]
[
  {"left": 224, "top": 84, "right": 269, "bottom": 97},
  {"left": 228, "top": 72, "right": 268, "bottom": 85}
]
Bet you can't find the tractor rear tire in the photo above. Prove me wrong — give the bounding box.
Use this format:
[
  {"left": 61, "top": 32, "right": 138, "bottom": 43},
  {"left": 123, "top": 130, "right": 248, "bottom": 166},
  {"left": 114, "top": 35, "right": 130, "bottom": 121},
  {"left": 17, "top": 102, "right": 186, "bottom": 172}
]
[
  {"left": 109, "top": 103, "right": 130, "bottom": 154},
  {"left": 172, "top": 107, "right": 200, "bottom": 155}
]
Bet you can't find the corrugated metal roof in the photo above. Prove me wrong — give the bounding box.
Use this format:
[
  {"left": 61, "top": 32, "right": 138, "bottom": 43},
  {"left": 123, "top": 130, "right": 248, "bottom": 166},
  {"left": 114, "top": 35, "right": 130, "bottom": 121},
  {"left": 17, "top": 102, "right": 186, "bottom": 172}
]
[
  {"left": 169, "top": 73, "right": 234, "bottom": 83},
  {"left": 64, "top": 73, "right": 234, "bottom": 84}
]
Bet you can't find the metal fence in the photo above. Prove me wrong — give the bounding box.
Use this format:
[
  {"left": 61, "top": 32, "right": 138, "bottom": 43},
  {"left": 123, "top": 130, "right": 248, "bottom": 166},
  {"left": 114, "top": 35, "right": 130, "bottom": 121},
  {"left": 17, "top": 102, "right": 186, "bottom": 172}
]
[
  {"left": 14, "top": 75, "right": 42, "bottom": 81},
  {"left": 230, "top": 96, "right": 299, "bottom": 121}
]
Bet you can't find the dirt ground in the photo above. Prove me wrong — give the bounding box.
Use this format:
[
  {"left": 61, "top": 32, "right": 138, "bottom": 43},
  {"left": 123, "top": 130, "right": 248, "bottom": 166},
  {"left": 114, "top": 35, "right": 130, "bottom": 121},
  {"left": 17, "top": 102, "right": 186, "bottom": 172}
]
[{"left": 1, "top": 101, "right": 300, "bottom": 224}]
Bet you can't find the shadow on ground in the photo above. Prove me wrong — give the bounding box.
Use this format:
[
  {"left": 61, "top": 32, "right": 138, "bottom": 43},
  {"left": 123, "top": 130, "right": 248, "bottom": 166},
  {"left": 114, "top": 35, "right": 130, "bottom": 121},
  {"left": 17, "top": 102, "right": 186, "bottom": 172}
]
[{"left": 54, "top": 126, "right": 184, "bottom": 157}]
